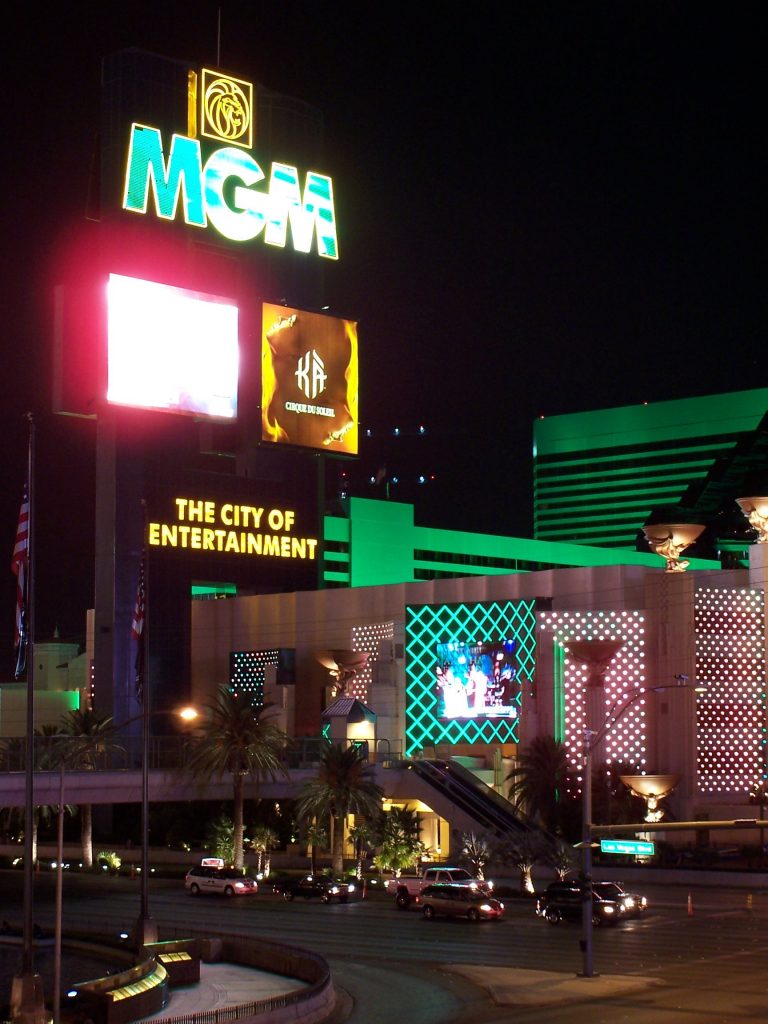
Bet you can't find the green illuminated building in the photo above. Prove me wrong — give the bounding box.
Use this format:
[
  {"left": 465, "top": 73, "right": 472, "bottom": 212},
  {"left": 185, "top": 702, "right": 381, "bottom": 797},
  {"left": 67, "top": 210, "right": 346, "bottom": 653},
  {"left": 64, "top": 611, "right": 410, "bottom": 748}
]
[{"left": 533, "top": 388, "right": 768, "bottom": 548}]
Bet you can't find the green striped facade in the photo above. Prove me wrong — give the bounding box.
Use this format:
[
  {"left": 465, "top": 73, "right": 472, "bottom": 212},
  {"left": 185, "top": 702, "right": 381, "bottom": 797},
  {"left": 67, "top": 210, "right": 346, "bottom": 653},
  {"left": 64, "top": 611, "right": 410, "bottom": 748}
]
[
  {"left": 321, "top": 497, "right": 717, "bottom": 589},
  {"left": 532, "top": 389, "right": 768, "bottom": 548}
]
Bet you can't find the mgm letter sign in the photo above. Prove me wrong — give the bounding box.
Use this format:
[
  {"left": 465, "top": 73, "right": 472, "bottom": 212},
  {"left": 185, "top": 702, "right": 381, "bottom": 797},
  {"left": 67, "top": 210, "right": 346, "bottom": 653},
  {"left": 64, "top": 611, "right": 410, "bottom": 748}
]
[{"left": 122, "top": 67, "right": 338, "bottom": 259}]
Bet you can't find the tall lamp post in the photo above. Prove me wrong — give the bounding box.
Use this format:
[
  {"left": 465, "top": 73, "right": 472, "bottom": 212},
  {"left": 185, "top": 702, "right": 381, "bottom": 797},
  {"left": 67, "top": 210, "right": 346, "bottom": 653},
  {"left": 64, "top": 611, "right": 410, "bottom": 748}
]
[
  {"left": 579, "top": 674, "right": 705, "bottom": 978},
  {"left": 131, "top": 706, "right": 198, "bottom": 949},
  {"left": 567, "top": 639, "right": 625, "bottom": 984},
  {"left": 46, "top": 706, "right": 196, "bottom": 1023}
]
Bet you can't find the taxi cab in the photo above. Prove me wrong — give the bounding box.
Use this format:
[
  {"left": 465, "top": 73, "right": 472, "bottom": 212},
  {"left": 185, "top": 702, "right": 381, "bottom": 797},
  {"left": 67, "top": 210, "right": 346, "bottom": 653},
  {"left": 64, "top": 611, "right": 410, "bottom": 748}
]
[{"left": 184, "top": 858, "right": 258, "bottom": 897}]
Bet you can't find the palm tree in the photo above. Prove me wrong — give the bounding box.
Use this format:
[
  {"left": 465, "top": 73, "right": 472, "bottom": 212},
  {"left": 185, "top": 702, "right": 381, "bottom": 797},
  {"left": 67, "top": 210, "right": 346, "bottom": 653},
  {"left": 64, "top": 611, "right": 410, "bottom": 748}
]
[
  {"left": 496, "top": 830, "right": 549, "bottom": 894},
  {"left": 59, "top": 708, "right": 122, "bottom": 869},
  {"left": 546, "top": 835, "right": 579, "bottom": 880},
  {"left": 347, "top": 821, "right": 376, "bottom": 879},
  {"left": 294, "top": 741, "right": 384, "bottom": 876},
  {"left": 206, "top": 814, "right": 235, "bottom": 863},
  {"left": 0, "top": 729, "right": 75, "bottom": 866},
  {"left": 250, "top": 824, "right": 279, "bottom": 876},
  {"left": 506, "top": 735, "right": 571, "bottom": 835},
  {"left": 184, "top": 686, "right": 289, "bottom": 870},
  {"left": 303, "top": 821, "right": 328, "bottom": 875},
  {"left": 373, "top": 805, "right": 424, "bottom": 877},
  {"left": 460, "top": 831, "right": 492, "bottom": 880}
]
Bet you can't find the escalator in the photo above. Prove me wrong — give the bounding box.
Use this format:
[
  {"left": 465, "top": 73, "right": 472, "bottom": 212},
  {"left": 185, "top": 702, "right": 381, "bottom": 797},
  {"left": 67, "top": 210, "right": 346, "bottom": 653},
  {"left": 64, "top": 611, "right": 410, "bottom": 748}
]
[{"left": 390, "top": 757, "right": 552, "bottom": 843}]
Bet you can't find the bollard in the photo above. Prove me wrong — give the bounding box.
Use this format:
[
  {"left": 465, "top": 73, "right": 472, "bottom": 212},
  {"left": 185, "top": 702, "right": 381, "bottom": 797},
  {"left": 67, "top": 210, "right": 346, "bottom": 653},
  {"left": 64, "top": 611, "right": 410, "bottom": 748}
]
[{"left": 687, "top": 892, "right": 693, "bottom": 916}]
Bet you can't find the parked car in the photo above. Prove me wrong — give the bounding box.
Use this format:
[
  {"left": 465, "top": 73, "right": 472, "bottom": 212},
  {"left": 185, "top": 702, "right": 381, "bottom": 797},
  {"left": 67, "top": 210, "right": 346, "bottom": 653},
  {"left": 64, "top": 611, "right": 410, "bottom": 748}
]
[
  {"left": 535, "top": 880, "right": 620, "bottom": 926},
  {"left": 420, "top": 883, "right": 505, "bottom": 922},
  {"left": 272, "top": 874, "right": 355, "bottom": 903},
  {"left": 185, "top": 865, "right": 258, "bottom": 897},
  {"left": 592, "top": 880, "right": 648, "bottom": 918}
]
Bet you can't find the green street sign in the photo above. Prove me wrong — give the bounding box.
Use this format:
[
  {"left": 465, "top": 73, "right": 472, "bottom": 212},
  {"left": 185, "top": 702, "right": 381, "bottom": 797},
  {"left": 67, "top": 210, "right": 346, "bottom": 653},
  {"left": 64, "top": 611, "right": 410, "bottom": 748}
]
[{"left": 600, "top": 838, "right": 655, "bottom": 856}]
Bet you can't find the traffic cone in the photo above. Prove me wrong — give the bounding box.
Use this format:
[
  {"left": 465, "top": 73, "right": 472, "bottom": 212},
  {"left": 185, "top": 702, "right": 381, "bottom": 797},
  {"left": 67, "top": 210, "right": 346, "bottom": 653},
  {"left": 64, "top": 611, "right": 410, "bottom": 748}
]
[
  {"left": 747, "top": 893, "right": 753, "bottom": 912},
  {"left": 687, "top": 892, "right": 693, "bottom": 916}
]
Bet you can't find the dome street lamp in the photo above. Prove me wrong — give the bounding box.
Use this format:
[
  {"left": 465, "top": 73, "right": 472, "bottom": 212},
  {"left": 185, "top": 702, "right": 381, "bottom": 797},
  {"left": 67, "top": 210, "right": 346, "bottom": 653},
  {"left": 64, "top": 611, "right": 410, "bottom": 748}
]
[
  {"left": 736, "top": 497, "right": 768, "bottom": 544},
  {"left": 641, "top": 522, "right": 705, "bottom": 573}
]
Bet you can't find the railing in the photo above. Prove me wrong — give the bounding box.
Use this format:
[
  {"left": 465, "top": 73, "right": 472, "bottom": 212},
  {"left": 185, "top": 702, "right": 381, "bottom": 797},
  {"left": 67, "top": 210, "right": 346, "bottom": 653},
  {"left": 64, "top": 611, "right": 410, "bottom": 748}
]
[
  {"left": 406, "top": 758, "right": 545, "bottom": 840},
  {"left": 146, "top": 930, "right": 335, "bottom": 1024},
  {"left": 0, "top": 735, "right": 403, "bottom": 774}
]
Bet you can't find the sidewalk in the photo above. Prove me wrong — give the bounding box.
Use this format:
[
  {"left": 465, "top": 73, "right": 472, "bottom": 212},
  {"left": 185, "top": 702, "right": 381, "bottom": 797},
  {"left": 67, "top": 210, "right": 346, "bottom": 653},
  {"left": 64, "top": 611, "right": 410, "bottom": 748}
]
[
  {"left": 140, "top": 961, "right": 308, "bottom": 1020},
  {"left": 0, "top": 948, "right": 309, "bottom": 1022},
  {"left": 443, "top": 964, "right": 662, "bottom": 1007}
]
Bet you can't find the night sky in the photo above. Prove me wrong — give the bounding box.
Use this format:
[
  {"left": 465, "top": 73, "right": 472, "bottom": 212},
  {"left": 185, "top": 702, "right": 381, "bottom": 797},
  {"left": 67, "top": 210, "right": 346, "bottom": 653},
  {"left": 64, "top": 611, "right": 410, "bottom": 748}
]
[{"left": 0, "top": 3, "right": 763, "bottom": 657}]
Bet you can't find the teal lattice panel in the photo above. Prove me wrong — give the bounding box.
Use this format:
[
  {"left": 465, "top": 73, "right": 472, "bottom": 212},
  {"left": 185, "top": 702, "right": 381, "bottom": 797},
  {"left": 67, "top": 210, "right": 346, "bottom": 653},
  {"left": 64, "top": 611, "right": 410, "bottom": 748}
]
[{"left": 405, "top": 599, "right": 537, "bottom": 757}]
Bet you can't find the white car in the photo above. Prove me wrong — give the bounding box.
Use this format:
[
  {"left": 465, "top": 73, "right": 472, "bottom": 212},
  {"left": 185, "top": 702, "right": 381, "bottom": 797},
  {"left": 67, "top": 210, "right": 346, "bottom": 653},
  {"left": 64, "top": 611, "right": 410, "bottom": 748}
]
[{"left": 185, "top": 865, "right": 258, "bottom": 897}]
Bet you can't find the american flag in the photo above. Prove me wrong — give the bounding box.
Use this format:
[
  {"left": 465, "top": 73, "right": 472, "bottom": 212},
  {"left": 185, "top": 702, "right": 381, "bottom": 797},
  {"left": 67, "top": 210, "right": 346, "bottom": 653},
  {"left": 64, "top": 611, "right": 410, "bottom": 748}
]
[
  {"left": 10, "top": 481, "right": 29, "bottom": 679},
  {"left": 132, "top": 549, "right": 146, "bottom": 701}
]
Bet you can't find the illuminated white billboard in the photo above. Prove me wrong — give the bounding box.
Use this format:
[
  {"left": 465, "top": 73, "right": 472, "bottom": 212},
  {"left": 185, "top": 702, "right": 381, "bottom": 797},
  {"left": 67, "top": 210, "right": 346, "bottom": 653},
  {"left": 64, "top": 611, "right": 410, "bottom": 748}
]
[{"left": 106, "top": 274, "right": 239, "bottom": 419}]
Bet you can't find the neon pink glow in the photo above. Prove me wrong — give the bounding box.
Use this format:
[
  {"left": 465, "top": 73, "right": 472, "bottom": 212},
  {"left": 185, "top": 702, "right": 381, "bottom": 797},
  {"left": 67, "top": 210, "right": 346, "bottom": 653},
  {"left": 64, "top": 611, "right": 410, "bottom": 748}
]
[{"left": 106, "top": 274, "right": 239, "bottom": 419}]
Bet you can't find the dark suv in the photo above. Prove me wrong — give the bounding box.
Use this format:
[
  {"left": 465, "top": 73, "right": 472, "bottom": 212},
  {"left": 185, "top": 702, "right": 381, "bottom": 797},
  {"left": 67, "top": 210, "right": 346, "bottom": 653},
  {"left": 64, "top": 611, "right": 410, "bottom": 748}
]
[
  {"left": 272, "top": 874, "right": 355, "bottom": 903},
  {"left": 592, "top": 880, "right": 648, "bottom": 918},
  {"left": 535, "top": 880, "right": 620, "bottom": 926}
]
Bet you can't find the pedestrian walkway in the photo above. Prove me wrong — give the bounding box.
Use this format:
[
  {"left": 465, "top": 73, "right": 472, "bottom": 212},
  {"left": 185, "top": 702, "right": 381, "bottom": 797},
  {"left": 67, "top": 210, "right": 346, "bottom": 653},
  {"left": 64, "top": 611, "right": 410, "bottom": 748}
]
[
  {"left": 140, "top": 961, "right": 308, "bottom": 1020},
  {"left": 1, "top": 947, "right": 309, "bottom": 1022}
]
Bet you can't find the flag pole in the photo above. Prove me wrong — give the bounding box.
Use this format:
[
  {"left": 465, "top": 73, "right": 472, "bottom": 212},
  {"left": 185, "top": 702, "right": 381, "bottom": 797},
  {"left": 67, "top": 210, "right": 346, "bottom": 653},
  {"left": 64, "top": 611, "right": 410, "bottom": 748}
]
[
  {"left": 10, "top": 412, "right": 47, "bottom": 1024},
  {"left": 133, "top": 500, "right": 157, "bottom": 948}
]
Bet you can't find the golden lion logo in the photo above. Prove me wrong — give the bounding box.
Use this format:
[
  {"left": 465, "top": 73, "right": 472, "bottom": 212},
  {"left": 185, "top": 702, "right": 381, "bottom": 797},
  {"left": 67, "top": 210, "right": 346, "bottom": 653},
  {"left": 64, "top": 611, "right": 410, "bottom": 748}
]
[{"left": 200, "top": 69, "right": 253, "bottom": 149}]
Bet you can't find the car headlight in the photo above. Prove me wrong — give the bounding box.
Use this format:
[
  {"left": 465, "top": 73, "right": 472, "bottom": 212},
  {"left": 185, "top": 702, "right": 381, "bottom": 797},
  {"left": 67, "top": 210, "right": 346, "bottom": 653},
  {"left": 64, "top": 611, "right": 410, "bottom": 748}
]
[
  {"left": 624, "top": 897, "right": 635, "bottom": 909},
  {"left": 603, "top": 905, "right": 615, "bottom": 914},
  {"left": 348, "top": 884, "right": 355, "bottom": 892},
  {"left": 329, "top": 885, "right": 339, "bottom": 894}
]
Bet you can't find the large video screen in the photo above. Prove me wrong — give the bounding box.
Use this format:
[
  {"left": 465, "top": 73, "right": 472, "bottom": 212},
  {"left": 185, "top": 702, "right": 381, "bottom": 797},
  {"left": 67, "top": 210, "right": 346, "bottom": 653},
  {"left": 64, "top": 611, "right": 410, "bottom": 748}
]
[
  {"left": 435, "top": 639, "right": 519, "bottom": 720},
  {"left": 404, "top": 599, "right": 536, "bottom": 755},
  {"left": 107, "top": 274, "right": 239, "bottom": 419},
  {"left": 261, "top": 302, "right": 358, "bottom": 454}
]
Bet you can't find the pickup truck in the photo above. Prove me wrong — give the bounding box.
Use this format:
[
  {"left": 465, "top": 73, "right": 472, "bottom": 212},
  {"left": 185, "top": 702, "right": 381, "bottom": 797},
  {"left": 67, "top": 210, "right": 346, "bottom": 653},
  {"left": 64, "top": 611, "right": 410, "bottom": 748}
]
[{"left": 385, "top": 866, "right": 493, "bottom": 908}]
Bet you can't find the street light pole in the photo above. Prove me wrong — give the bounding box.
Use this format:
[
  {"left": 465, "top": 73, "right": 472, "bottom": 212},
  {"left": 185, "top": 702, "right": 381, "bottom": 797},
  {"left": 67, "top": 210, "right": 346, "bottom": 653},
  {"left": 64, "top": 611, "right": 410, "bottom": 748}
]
[
  {"left": 580, "top": 730, "right": 596, "bottom": 977},
  {"left": 131, "top": 517, "right": 157, "bottom": 950},
  {"left": 53, "top": 762, "right": 65, "bottom": 1024},
  {"left": 130, "top": 705, "right": 197, "bottom": 949},
  {"left": 579, "top": 675, "right": 705, "bottom": 979}
]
